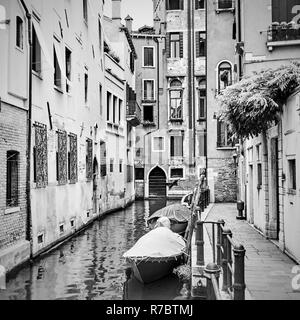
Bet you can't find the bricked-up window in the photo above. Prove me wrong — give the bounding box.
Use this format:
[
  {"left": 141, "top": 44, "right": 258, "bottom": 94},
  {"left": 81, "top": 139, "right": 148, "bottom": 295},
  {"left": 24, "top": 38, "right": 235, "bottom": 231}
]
[
  {"left": 56, "top": 130, "right": 68, "bottom": 185},
  {"left": 100, "top": 141, "right": 107, "bottom": 177},
  {"left": 217, "top": 120, "right": 234, "bottom": 148},
  {"left": 196, "top": 32, "right": 206, "bottom": 57},
  {"left": 34, "top": 123, "right": 48, "bottom": 188},
  {"left": 167, "top": 33, "right": 183, "bottom": 59},
  {"left": 170, "top": 136, "right": 183, "bottom": 158},
  {"left": 6, "top": 151, "right": 19, "bottom": 207},
  {"left": 86, "top": 139, "right": 93, "bottom": 180},
  {"left": 169, "top": 79, "right": 183, "bottom": 120},
  {"left": 143, "top": 80, "right": 155, "bottom": 101},
  {"left": 83, "top": 0, "right": 88, "bottom": 23},
  {"left": 218, "top": 62, "right": 232, "bottom": 93},
  {"left": 288, "top": 159, "right": 297, "bottom": 191},
  {"left": 16, "top": 16, "right": 23, "bottom": 49},
  {"left": 217, "top": 0, "right": 233, "bottom": 10},
  {"left": 68, "top": 133, "right": 78, "bottom": 184},
  {"left": 166, "top": 0, "right": 184, "bottom": 10},
  {"left": 135, "top": 168, "right": 144, "bottom": 180},
  {"left": 54, "top": 45, "right": 62, "bottom": 88},
  {"left": 32, "top": 24, "right": 41, "bottom": 73},
  {"left": 127, "top": 165, "right": 133, "bottom": 183},
  {"left": 195, "top": 0, "right": 205, "bottom": 9},
  {"left": 143, "top": 47, "right": 154, "bottom": 67}
]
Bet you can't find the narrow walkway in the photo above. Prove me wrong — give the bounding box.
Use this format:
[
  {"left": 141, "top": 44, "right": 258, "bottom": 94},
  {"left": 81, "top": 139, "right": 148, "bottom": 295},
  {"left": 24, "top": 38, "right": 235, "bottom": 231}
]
[{"left": 206, "top": 203, "right": 300, "bottom": 300}]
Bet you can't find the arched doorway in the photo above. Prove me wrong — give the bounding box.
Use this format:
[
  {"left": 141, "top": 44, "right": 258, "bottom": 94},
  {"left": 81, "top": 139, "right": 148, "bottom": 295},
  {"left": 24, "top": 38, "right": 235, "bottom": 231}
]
[
  {"left": 93, "top": 157, "right": 99, "bottom": 215},
  {"left": 149, "top": 167, "right": 167, "bottom": 198}
]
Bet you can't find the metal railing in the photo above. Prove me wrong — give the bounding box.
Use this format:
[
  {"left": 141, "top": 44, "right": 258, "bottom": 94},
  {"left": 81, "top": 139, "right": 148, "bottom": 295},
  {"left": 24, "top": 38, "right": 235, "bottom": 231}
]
[
  {"left": 195, "top": 219, "right": 246, "bottom": 300},
  {"left": 267, "top": 24, "right": 300, "bottom": 42},
  {"left": 126, "top": 100, "right": 142, "bottom": 125}
]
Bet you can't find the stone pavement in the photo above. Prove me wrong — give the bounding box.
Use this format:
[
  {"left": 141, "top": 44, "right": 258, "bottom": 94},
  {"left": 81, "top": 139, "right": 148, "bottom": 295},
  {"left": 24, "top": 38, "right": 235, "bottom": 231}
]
[{"left": 205, "top": 203, "right": 300, "bottom": 300}]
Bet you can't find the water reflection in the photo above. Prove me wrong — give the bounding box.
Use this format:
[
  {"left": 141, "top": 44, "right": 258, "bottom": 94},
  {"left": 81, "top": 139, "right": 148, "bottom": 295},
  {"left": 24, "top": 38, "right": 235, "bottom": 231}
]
[{"left": 0, "top": 199, "right": 181, "bottom": 300}]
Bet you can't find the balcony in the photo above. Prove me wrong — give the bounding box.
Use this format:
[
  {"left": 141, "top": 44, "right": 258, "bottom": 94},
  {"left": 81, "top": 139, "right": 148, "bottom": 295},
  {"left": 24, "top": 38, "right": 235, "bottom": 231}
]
[
  {"left": 127, "top": 100, "right": 142, "bottom": 127},
  {"left": 267, "top": 23, "right": 300, "bottom": 51}
]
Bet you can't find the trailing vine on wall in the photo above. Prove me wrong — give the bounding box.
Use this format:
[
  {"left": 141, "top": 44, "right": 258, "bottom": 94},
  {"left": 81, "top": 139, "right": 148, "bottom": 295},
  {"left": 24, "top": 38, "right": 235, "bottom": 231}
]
[{"left": 218, "top": 62, "right": 300, "bottom": 140}]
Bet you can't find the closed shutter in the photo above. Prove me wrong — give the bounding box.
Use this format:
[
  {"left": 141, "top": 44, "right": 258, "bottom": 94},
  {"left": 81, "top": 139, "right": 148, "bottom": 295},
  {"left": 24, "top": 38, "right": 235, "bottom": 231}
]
[
  {"left": 272, "top": 0, "right": 281, "bottom": 22},
  {"left": 179, "top": 32, "right": 184, "bottom": 58},
  {"left": 195, "top": 31, "right": 200, "bottom": 57},
  {"left": 166, "top": 33, "right": 171, "bottom": 58}
]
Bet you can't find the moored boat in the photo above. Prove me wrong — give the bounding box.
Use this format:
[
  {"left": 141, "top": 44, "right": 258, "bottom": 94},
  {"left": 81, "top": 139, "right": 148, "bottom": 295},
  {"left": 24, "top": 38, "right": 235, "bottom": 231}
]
[{"left": 123, "top": 227, "right": 186, "bottom": 284}]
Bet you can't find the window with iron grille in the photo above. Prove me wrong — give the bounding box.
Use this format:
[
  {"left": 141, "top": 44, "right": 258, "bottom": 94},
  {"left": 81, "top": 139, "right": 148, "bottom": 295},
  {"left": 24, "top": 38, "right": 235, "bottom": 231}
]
[
  {"left": 68, "top": 133, "right": 78, "bottom": 184},
  {"left": 6, "top": 151, "right": 19, "bottom": 207},
  {"left": 86, "top": 138, "right": 93, "bottom": 180},
  {"left": 170, "top": 168, "right": 184, "bottom": 179},
  {"left": 56, "top": 130, "right": 68, "bottom": 185},
  {"left": 100, "top": 141, "right": 107, "bottom": 177},
  {"left": 217, "top": 0, "right": 233, "bottom": 10},
  {"left": 217, "top": 120, "right": 235, "bottom": 148},
  {"left": 34, "top": 123, "right": 48, "bottom": 188}
]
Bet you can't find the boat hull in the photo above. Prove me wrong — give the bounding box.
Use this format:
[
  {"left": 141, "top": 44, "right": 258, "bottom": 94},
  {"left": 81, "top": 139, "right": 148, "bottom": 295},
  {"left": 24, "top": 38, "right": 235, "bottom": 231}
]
[
  {"left": 128, "top": 256, "right": 183, "bottom": 284},
  {"left": 148, "top": 219, "right": 188, "bottom": 235}
]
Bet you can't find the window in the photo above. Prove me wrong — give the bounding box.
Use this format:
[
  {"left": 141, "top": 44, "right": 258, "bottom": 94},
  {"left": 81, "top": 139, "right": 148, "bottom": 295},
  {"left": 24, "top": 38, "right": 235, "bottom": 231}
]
[
  {"left": 257, "top": 163, "right": 262, "bottom": 189},
  {"left": 16, "top": 16, "right": 23, "bottom": 49},
  {"left": 54, "top": 45, "right": 62, "bottom": 88},
  {"left": 113, "top": 96, "right": 117, "bottom": 123},
  {"left": 170, "top": 136, "right": 183, "bottom": 157},
  {"left": 135, "top": 168, "right": 144, "bottom": 180},
  {"left": 56, "top": 130, "right": 68, "bottom": 185},
  {"left": 107, "top": 92, "right": 111, "bottom": 121},
  {"left": 110, "top": 159, "right": 114, "bottom": 173},
  {"left": 143, "top": 47, "right": 154, "bottom": 67},
  {"left": 143, "top": 105, "right": 154, "bottom": 122},
  {"left": 65, "top": 47, "right": 72, "bottom": 93},
  {"left": 68, "top": 133, "right": 78, "bottom": 184},
  {"left": 99, "top": 84, "right": 103, "bottom": 116},
  {"left": 84, "top": 72, "right": 88, "bottom": 103},
  {"left": 119, "top": 160, "right": 123, "bottom": 173},
  {"left": 198, "top": 79, "right": 206, "bottom": 120},
  {"left": 86, "top": 139, "right": 93, "bottom": 180},
  {"left": 217, "top": 0, "right": 233, "bottom": 10},
  {"left": 153, "top": 137, "right": 165, "bottom": 152},
  {"left": 119, "top": 100, "right": 123, "bottom": 123},
  {"left": 170, "top": 168, "right": 184, "bottom": 179},
  {"left": 198, "top": 133, "right": 207, "bottom": 157},
  {"left": 218, "top": 62, "right": 232, "bottom": 93},
  {"left": 32, "top": 24, "right": 41, "bottom": 73},
  {"left": 34, "top": 123, "right": 48, "bottom": 188},
  {"left": 170, "top": 33, "right": 180, "bottom": 58},
  {"left": 83, "top": 0, "right": 88, "bottom": 23},
  {"left": 196, "top": 32, "right": 206, "bottom": 57},
  {"left": 195, "top": 0, "right": 205, "bottom": 9},
  {"left": 130, "top": 51, "right": 135, "bottom": 73},
  {"left": 288, "top": 159, "right": 297, "bottom": 191},
  {"left": 169, "top": 79, "right": 183, "bottom": 120},
  {"left": 217, "top": 120, "right": 234, "bottom": 148},
  {"left": 100, "top": 141, "right": 107, "bottom": 177},
  {"left": 6, "top": 151, "right": 19, "bottom": 207},
  {"left": 166, "top": 0, "right": 184, "bottom": 10},
  {"left": 143, "top": 80, "right": 155, "bottom": 101}
]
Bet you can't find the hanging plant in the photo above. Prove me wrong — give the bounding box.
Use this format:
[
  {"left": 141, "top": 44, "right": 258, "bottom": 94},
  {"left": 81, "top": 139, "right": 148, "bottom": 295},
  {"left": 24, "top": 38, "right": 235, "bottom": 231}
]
[{"left": 218, "top": 62, "right": 300, "bottom": 139}]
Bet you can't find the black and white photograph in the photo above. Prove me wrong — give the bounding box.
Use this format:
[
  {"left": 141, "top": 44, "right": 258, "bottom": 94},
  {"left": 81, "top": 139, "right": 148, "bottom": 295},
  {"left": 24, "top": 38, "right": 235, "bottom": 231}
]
[{"left": 0, "top": 0, "right": 300, "bottom": 308}]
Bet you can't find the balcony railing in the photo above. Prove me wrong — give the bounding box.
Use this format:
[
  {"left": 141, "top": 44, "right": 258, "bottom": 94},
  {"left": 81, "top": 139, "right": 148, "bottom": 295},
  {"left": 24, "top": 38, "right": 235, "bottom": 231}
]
[
  {"left": 267, "top": 23, "right": 300, "bottom": 43},
  {"left": 126, "top": 101, "right": 141, "bottom": 127}
]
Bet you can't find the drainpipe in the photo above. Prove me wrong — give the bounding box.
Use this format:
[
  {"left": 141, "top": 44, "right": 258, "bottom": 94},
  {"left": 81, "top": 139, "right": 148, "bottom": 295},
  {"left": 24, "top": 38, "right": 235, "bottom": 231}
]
[
  {"left": 237, "top": 0, "right": 242, "bottom": 79},
  {"left": 20, "top": 0, "right": 33, "bottom": 258},
  {"left": 205, "top": 0, "right": 208, "bottom": 180}
]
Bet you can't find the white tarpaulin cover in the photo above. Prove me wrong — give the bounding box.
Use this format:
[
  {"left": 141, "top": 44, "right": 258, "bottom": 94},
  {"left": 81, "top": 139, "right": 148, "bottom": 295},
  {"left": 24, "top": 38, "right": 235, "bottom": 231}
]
[{"left": 123, "top": 227, "right": 186, "bottom": 260}]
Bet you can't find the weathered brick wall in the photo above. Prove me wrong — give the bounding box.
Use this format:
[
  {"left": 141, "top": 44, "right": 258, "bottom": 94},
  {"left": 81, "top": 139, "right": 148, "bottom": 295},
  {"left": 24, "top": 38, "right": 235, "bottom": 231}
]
[
  {"left": 210, "top": 158, "right": 237, "bottom": 203},
  {"left": 0, "top": 103, "right": 27, "bottom": 250}
]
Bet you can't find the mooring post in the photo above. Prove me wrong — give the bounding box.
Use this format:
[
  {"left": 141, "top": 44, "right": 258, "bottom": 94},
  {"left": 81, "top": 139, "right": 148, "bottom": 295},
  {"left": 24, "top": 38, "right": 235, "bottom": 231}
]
[
  {"left": 196, "top": 220, "right": 204, "bottom": 266},
  {"left": 233, "top": 244, "right": 246, "bottom": 300},
  {"left": 216, "top": 220, "right": 225, "bottom": 266},
  {"left": 204, "top": 263, "right": 221, "bottom": 300},
  {"left": 221, "top": 228, "right": 231, "bottom": 292}
]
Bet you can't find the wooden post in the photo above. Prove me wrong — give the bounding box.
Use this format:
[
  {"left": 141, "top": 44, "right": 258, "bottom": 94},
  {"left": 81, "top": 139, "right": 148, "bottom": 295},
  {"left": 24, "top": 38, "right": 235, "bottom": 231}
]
[{"left": 233, "top": 244, "right": 246, "bottom": 300}]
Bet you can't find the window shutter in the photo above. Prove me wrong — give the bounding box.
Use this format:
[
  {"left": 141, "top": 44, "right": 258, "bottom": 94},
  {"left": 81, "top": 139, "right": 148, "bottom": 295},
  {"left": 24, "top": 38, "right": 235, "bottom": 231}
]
[
  {"left": 271, "top": 0, "right": 282, "bottom": 22},
  {"left": 166, "top": 33, "right": 171, "bottom": 58},
  {"left": 179, "top": 32, "right": 184, "bottom": 58},
  {"left": 195, "top": 31, "right": 200, "bottom": 57},
  {"left": 195, "top": 0, "right": 199, "bottom": 10}
]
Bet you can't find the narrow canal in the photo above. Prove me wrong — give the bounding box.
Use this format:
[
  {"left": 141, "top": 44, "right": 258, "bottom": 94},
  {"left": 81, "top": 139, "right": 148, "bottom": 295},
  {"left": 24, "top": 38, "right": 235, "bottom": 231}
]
[{"left": 0, "top": 200, "right": 186, "bottom": 300}]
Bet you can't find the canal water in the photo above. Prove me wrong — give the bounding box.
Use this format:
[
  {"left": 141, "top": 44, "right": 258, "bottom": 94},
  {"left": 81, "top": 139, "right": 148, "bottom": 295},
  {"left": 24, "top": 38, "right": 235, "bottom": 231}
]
[{"left": 0, "top": 200, "right": 187, "bottom": 300}]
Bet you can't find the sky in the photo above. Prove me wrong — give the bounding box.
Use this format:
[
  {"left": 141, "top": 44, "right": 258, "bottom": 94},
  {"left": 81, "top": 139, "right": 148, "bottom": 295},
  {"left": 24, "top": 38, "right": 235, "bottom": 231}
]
[{"left": 121, "top": 0, "right": 154, "bottom": 30}]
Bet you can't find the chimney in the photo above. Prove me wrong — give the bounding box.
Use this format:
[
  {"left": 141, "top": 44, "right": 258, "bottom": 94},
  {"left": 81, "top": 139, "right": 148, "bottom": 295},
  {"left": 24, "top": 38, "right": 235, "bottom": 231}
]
[
  {"left": 125, "top": 15, "right": 133, "bottom": 33},
  {"left": 154, "top": 15, "right": 161, "bottom": 34},
  {"left": 112, "top": 0, "right": 121, "bottom": 23}
]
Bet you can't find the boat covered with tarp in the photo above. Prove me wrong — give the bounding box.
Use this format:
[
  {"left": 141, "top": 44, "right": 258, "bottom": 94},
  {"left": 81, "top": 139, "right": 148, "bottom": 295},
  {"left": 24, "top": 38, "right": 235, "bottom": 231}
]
[
  {"left": 123, "top": 227, "right": 186, "bottom": 284},
  {"left": 147, "top": 203, "right": 191, "bottom": 234}
]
